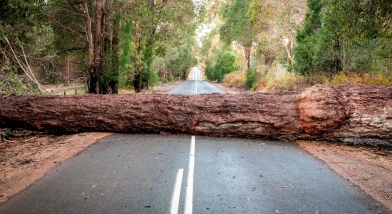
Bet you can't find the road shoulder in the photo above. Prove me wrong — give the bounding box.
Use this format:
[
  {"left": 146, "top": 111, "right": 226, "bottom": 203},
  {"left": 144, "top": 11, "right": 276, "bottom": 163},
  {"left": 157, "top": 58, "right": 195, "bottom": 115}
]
[
  {"left": 297, "top": 140, "right": 392, "bottom": 211},
  {"left": 0, "top": 133, "right": 111, "bottom": 205}
]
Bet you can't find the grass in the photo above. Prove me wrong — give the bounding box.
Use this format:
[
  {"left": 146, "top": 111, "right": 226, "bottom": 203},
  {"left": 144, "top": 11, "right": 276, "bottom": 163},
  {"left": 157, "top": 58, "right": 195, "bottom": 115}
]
[{"left": 330, "top": 71, "right": 392, "bottom": 85}]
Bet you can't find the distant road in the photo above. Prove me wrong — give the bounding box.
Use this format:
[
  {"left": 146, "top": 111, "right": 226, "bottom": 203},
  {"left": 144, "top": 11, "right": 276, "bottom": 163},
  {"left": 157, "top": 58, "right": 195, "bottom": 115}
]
[{"left": 169, "top": 67, "right": 221, "bottom": 95}]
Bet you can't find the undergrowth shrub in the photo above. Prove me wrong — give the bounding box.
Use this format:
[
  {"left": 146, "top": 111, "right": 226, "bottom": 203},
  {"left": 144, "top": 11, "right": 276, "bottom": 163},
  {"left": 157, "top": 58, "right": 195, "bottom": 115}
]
[
  {"left": 245, "top": 69, "right": 259, "bottom": 91},
  {"left": 204, "top": 51, "right": 238, "bottom": 82},
  {"left": 260, "top": 71, "right": 307, "bottom": 92},
  {"left": 222, "top": 71, "right": 246, "bottom": 89},
  {"left": 0, "top": 68, "right": 40, "bottom": 95}
]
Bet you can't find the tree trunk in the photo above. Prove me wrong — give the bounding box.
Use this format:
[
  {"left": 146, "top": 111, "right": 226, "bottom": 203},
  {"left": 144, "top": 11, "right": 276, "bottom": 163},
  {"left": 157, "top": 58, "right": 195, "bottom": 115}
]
[
  {"left": 285, "top": 39, "right": 293, "bottom": 65},
  {"left": 132, "top": 35, "right": 142, "bottom": 92},
  {"left": 1, "top": 85, "right": 391, "bottom": 148},
  {"left": 244, "top": 46, "right": 251, "bottom": 70},
  {"left": 102, "top": 14, "right": 120, "bottom": 94},
  {"left": 84, "top": 0, "right": 106, "bottom": 94}
]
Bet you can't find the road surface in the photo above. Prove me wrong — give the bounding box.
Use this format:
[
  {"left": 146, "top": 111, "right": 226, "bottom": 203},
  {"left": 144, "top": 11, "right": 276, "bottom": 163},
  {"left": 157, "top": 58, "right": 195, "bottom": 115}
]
[
  {"left": 0, "top": 67, "right": 389, "bottom": 214},
  {"left": 169, "top": 67, "right": 221, "bottom": 95}
]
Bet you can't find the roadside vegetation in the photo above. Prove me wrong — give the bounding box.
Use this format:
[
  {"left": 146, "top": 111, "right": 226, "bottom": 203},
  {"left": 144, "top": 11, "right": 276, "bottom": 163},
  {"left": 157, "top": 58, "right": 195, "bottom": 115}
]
[
  {"left": 198, "top": 0, "right": 392, "bottom": 92},
  {"left": 1, "top": 0, "right": 392, "bottom": 95},
  {"left": 0, "top": 0, "right": 198, "bottom": 95}
]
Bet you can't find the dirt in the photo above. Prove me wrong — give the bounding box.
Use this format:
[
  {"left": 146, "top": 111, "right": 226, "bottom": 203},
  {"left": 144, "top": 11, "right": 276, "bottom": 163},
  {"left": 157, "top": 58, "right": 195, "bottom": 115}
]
[
  {"left": 0, "top": 133, "right": 111, "bottom": 205},
  {"left": 140, "top": 80, "right": 185, "bottom": 94},
  {"left": 0, "top": 81, "right": 391, "bottom": 212}
]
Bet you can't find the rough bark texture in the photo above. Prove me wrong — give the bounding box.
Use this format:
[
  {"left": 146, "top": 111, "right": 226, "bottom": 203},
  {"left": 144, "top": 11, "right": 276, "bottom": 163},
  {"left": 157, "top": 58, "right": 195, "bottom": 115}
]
[
  {"left": 85, "top": 0, "right": 106, "bottom": 94},
  {"left": 298, "top": 85, "right": 392, "bottom": 147},
  {"left": 0, "top": 85, "right": 391, "bottom": 147}
]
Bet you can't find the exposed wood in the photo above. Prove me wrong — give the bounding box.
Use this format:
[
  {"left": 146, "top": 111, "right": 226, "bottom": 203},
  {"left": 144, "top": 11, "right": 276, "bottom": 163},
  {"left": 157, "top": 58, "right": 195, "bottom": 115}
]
[{"left": 0, "top": 85, "right": 391, "bottom": 147}]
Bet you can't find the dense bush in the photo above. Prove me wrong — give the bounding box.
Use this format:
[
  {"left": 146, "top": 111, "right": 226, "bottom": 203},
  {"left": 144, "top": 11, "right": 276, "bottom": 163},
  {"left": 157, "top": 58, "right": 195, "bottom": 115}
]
[
  {"left": 292, "top": 0, "right": 392, "bottom": 76},
  {"left": 0, "top": 69, "right": 39, "bottom": 95},
  {"left": 245, "top": 69, "right": 258, "bottom": 91},
  {"left": 204, "top": 51, "right": 237, "bottom": 82}
]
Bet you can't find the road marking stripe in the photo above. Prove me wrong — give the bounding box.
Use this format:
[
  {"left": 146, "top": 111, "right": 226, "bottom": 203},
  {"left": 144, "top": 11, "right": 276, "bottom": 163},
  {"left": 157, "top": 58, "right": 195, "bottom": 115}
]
[
  {"left": 170, "top": 169, "right": 184, "bottom": 214},
  {"left": 185, "top": 136, "right": 195, "bottom": 214},
  {"left": 195, "top": 80, "right": 198, "bottom": 94}
]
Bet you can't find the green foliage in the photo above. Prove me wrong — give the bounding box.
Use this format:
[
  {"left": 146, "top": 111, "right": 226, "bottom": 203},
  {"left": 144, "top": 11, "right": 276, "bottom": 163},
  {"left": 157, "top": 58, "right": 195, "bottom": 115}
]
[
  {"left": 291, "top": 0, "right": 329, "bottom": 75},
  {"left": 292, "top": 0, "right": 392, "bottom": 76},
  {"left": 198, "top": 5, "right": 207, "bottom": 24},
  {"left": 0, "top": 68, "right": 40, "bottom": 95},
  {"left": 215, "top": 51, "right": 238, "bottom": 82},
  {"left": 0, "top": 0, "right": 43, "bottom": 32},
  {"left": 205, "top": 51, "right": 238, "bottom": 82},
  {"left": 168, "top": 41, "right": 198, "bottom": 80},
  {"left": 148, "top": 70, "right": 160, "bottom": 86},
  {"left": 245, "top": 69, "right": 258, "bottom": 90},
  {"left": 119, "top": 21, "right": 132, "bottom": 88},
  {"left": 124, "top": 0, "right": 196, "bottom": 91},
  {"left": 204, "top": 60, "right": 214, "bottom": 81},
  {"left": 219, "top": 0, "right": 254, "bottom": 47}
]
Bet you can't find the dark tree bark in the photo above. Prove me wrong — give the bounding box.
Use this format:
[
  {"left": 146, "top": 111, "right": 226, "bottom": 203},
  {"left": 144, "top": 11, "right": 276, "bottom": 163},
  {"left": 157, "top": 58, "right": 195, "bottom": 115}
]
[
  {"left": 84, "top": 0, "right": 106, "bottom": 94},
  {"left": 102, "top": 13, "right": 120, "bottom": 94},
  {"left": 1, "top": 85, "right": 391, "bottom": 148},
  {"left": 244, "top": 46, "right": 251, "bottom": 70}
]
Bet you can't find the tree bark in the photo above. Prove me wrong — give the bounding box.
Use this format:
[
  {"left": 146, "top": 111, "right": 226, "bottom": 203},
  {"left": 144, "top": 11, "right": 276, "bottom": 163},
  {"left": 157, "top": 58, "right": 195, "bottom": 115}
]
[
  {"left": 284, "top": 39, "right": 293, "bottom": 64},
  {"left": 102, "top": 13, "right": 120, "bottom": 94},
  {"left": 244, "top": 46, "right": 251, "bottom": 70},
  {"left": 84, "top": 0, "right": 106, "bottom": 94},
  {"left": 0, "top": 85, "right": 391, "bottom": 147}
]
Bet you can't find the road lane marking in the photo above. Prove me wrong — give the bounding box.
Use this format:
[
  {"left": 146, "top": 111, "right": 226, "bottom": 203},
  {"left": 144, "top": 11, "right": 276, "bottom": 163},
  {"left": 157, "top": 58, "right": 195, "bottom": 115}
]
[
  {"left": 170, "top": 169, "right": 184, "bottom": 214},
  {"left": 195, "top": 80, "right": 198, "bottom": 94},
  {"left": 185, "top": 136, "right": 195, "bottom": 214}
]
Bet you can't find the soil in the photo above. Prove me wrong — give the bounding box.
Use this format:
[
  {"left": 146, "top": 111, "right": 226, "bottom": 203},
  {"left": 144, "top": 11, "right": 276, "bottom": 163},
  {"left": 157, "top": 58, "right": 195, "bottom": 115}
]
[
  {"left": 0, "top": 81, "right": 391, "bottom": 212},
  {"left": 140, "top": 80, "right": 185, "bottom": 94},
  {"left": 0, "top": 132, "right": 111, "bottom": 205}
]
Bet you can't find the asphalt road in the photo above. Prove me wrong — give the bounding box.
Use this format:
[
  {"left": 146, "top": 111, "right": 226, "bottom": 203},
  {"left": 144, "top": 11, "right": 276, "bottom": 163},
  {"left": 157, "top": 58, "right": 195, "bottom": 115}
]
[
  {"left": 0, "top": 67, "right": 390, "bottom": 214},
  {"left": 169, "top": 67, "right": 221, "bottom": 95}
]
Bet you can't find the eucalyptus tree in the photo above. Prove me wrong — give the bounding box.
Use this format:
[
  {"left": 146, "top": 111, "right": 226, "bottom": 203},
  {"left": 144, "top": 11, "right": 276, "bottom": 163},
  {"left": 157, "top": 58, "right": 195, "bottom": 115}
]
[
  {"left": 219, "top": 0, "right": 254, "bottom": 70},
  {"left": 125, "top": 0, "right": 196, "bottom": 92},
  {"left": 292, "top": 0, "right": 392, "bottom": 76},
  {"left": 47, "top": 0, "right": 113, "bottom": 93}
]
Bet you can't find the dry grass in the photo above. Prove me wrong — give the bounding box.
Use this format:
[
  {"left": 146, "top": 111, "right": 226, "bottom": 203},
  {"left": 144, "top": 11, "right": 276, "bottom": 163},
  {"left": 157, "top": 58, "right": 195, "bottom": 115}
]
[
  {"left": 222, "top": 71, "right": 246, "bottom": 89},
  {"left": 330, "top": 71, "right": 392, "bottom": 85},
  {"left": 257, "top": 71, "right": 309, "bottom": 92},
  {"left": 221, "top": 67, "right": 392, "bottom": 93}
]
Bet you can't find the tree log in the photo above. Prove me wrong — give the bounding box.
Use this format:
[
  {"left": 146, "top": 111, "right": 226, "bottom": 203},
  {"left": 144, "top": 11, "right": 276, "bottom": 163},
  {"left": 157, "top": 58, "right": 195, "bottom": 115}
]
[{"left": 0, "top": 85, "right": 391, "bottom": 147}]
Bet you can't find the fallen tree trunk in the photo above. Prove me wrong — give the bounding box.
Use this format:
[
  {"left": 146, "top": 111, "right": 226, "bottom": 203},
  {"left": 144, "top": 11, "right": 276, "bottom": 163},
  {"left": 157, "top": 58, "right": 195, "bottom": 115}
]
[{"left": 0, "top": 85, "right": 391, "bottom": 147}]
